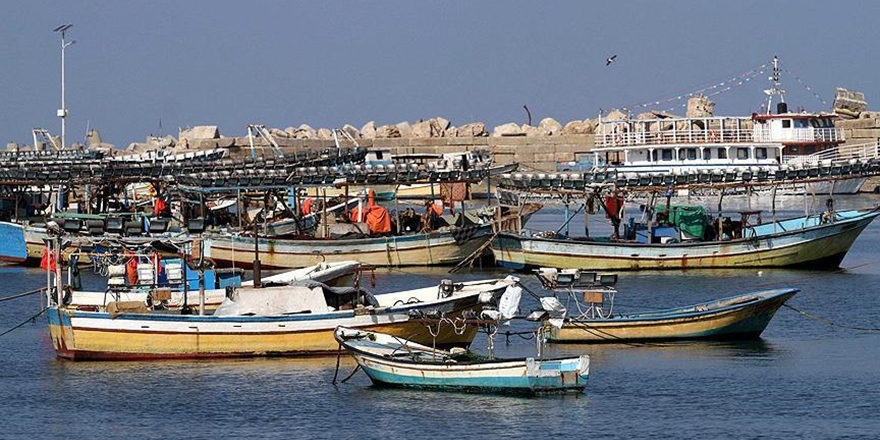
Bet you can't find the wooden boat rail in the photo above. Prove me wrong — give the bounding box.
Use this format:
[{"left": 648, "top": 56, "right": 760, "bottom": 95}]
[
  {"left": 493, "top": 157, "right": 880, "bottom": 193},
  {"left": 174, "top": 168, "right": 491, "bottom": 194},
  {"left": 0, "top": 146, "right": 368, "bottom": 187}
]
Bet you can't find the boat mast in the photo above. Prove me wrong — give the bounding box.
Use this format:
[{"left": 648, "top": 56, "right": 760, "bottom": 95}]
[{"left": 764, "top": 56, "right": 785, "bottom": 114}]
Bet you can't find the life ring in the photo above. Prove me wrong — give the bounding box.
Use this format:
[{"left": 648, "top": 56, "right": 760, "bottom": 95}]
[{"left": 708, "top": 130, "right": 718, "bottom": 142}]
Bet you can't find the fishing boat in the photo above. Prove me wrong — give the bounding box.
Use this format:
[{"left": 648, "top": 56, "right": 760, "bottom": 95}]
[
  {"left": 205, "top": 224, "right": 493, "bottom": 269},
  {"left": 66, "top": 260, "right": 361, "bottom": 311},
  {"left": 492, "top": 206, "right": 880, "bottom": 270},
  {"left": 179, "top": 159, "right": 537, "bottom": 269},
  {"left": 532, "top": 268, "right": 799, "bottom": 342},
  {"left": 45, "top": 275, "right": 515, "bottom": 360},
  {"left": 201, "top": 202, "right": 542, "bottom": 269},
  {"left": 334, "top": 327, "right": 590, "bottom": 395}
]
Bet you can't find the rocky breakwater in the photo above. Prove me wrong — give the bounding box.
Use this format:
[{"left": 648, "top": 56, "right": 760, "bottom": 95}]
[
  {"left": 104, "top": 118, "right": 599, "bottom": 172},
  {"left": 833, "top": 88, "right": 880, "bottom": 192}
]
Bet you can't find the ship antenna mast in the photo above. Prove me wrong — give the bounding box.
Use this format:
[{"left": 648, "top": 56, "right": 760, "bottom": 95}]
[{"left": 764, "top": 55, "right": 785, "bottom": 114}]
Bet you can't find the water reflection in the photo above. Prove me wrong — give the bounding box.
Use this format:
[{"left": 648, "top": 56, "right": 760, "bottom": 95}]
[{"left": 544, "top": 338, "right": 781, "bottom": 363}]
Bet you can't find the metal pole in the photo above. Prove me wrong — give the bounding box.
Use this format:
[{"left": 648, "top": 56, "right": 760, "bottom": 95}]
[
  {"left": 53, "top": 24, "right": 74, "bottom": 150},
  {"left": 771, "top": 185, "right": 778, "bottom": 234},
  {"left": 61, "top": 35, "right": 65, "bottom": 149},
  {"left": 181, "top": 245, "right": 189, "bottom": 313},
  {"left": 252, "top": 220, "right": 261, "bottom": 287},
  {"left": 198, "top": 236, "right": 205, "bottom": 316},
  {"left": 563, "top": 201, "right": 570, "bottom": 236},
  {"left": 55, "top": 236, "right": 63, "bottom": 305}
]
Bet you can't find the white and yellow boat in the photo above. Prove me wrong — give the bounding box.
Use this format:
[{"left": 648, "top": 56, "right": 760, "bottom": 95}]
[{"left": 46, "top": 277, "right": 515, "bottom": 360}]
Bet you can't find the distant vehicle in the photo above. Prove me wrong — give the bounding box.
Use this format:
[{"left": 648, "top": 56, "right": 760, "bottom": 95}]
[{"left": 557, "top": 152, "right": 602, "bottom": 172}]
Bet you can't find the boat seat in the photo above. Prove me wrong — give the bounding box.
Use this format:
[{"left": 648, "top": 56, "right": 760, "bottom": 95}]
[{"left": 578, "top": 289, "right": 613, "bottom": 319}]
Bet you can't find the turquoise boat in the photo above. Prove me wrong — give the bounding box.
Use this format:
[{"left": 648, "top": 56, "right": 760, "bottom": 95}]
[{"left": 334, "top": 327, "right": 590, "bottom": 395}]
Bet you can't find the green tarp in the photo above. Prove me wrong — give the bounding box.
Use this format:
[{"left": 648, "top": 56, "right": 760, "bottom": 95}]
[{"left": 655, "top": 205, "right": 709, "bottom": 239}]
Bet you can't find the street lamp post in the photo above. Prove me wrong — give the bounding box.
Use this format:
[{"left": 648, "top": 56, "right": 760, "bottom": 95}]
[{"left": 53, "top": 24, "right": 75, "bottom": 150}]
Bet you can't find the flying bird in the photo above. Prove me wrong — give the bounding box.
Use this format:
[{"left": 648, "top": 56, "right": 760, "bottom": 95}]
[{"left": 605, "top": 55, "right": 617, "bottom": 66}]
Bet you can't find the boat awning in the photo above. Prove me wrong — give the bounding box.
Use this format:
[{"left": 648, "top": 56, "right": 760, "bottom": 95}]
[{"left": 214, "top": 285, "right": 330, "bottom": 316}]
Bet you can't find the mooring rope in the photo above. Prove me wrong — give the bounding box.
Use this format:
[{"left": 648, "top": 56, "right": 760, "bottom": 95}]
[
  {"left": 0, "top": 287, "right": 46, "bottom": 303},
  {"left": 503, "top": 330, "right": 536, "bottom": 343},
  {"left": 782, "top": 303, "right": 880, "bottom": 332},
  {"left": 752, "top": 261, "right": 876, "bottom": 289},
  {"left": 332, "top": 343, "right": 343, "bottom": 385},
  {"left": 0, "top": 307, "right": 47, "bottom": 339},
  {"left": 339, "top": 365, "right": 362, "bottom": 383}
]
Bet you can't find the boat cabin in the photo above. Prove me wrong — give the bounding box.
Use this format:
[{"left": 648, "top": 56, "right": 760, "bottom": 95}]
[{"left": 751, "top": 104, "right": 843, "bottom": 157}]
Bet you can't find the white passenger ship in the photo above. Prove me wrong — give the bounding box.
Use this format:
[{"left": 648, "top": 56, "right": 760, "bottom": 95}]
[{"left": 591, "top": 57, "right": 868, "bottom": 194}]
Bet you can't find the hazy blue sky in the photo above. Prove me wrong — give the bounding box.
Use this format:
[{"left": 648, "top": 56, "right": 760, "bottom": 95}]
[{"left": 3, "top": 1, "right": 879, "bottom": 148}]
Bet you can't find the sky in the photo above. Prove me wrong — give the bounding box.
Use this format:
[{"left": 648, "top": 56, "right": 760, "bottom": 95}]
[{"left": 2, "top": 1, "right": 880, "bottom": 148}]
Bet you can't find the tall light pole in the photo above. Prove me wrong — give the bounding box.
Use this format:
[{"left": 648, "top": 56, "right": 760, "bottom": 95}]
[{"left": 53, "top": 24, "right": 75, "bottom": 150}]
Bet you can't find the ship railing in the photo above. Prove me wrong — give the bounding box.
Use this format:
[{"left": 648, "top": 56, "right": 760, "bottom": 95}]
[
  {"left": 752, "top": 127, "right": 845, "bottom": 144},
  {"left": 783, "top": 140, "right": 880, "bottom": 166},
  {"left": 596, "top": 128, "right": 755, "bottom": 148}
]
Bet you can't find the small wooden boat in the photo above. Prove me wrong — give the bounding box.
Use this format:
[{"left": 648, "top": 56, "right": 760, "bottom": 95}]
[
  {"left": 46, "top": 277, "right": 514, "bottom": 360},
  {"left": 542, "top": 280, "right": 799, "bottom": 343},
  {"left": 334, "top": 327, "right": 590, "bottom": 395}
]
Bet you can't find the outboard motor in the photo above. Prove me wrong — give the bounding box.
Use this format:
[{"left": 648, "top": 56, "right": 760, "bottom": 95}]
[{"left": 438, "top": 279, "right": 454, "bottom": 299}]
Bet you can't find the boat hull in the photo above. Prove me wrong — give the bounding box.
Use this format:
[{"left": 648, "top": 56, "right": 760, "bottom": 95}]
[
  {"left": 548, "top": 288, "right": 798, "bottom": 342},
  {"left": 0, "top": 221, "right": 28, "bottom": 264},
  {"left": 356, "top": 354, "right": 589, "bottom": 395},
  {"left": 205, "top": 226, "right": 492, "bottom": 269},
  {"left": 492, "top": 208, "right": 880, "bottom": 270},
  {"left": 336, "top": 327, "right": 588, "bottom": 395}
]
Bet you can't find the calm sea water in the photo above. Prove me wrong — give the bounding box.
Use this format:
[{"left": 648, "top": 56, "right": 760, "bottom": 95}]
[{"left": 2, "top": 195, "right": 880, "bottom": 439}]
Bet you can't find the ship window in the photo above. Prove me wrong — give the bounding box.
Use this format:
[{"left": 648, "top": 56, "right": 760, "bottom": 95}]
[
  {"left": 717, "top": 148, "right": 727, "bottom": 159},
  {"left": 755, "top": 147, "right": 767, "bottom": 159},
  {"left": 794, "top": 119, "right": 809, "bottom": 128},
  {"left": 679, "top": 148, "right": 697, "bottom": 160},
  {"left": 782, "top": 120, "right": 791, "bottom": 128},
  {"left": 804, "top": 145, "right": 815, "bottom": 154},
  {"left": 661, "top": 149, "right": 673, "bottom": 161},
  {"left": 736, "top": 148, "right": 750, "bottom": 159},
  {"left": 810, "top": 119, "right": 820, "bottom": 128},
  {"left": 702, "top": 149, "right": 711, "bottom": 160}
]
